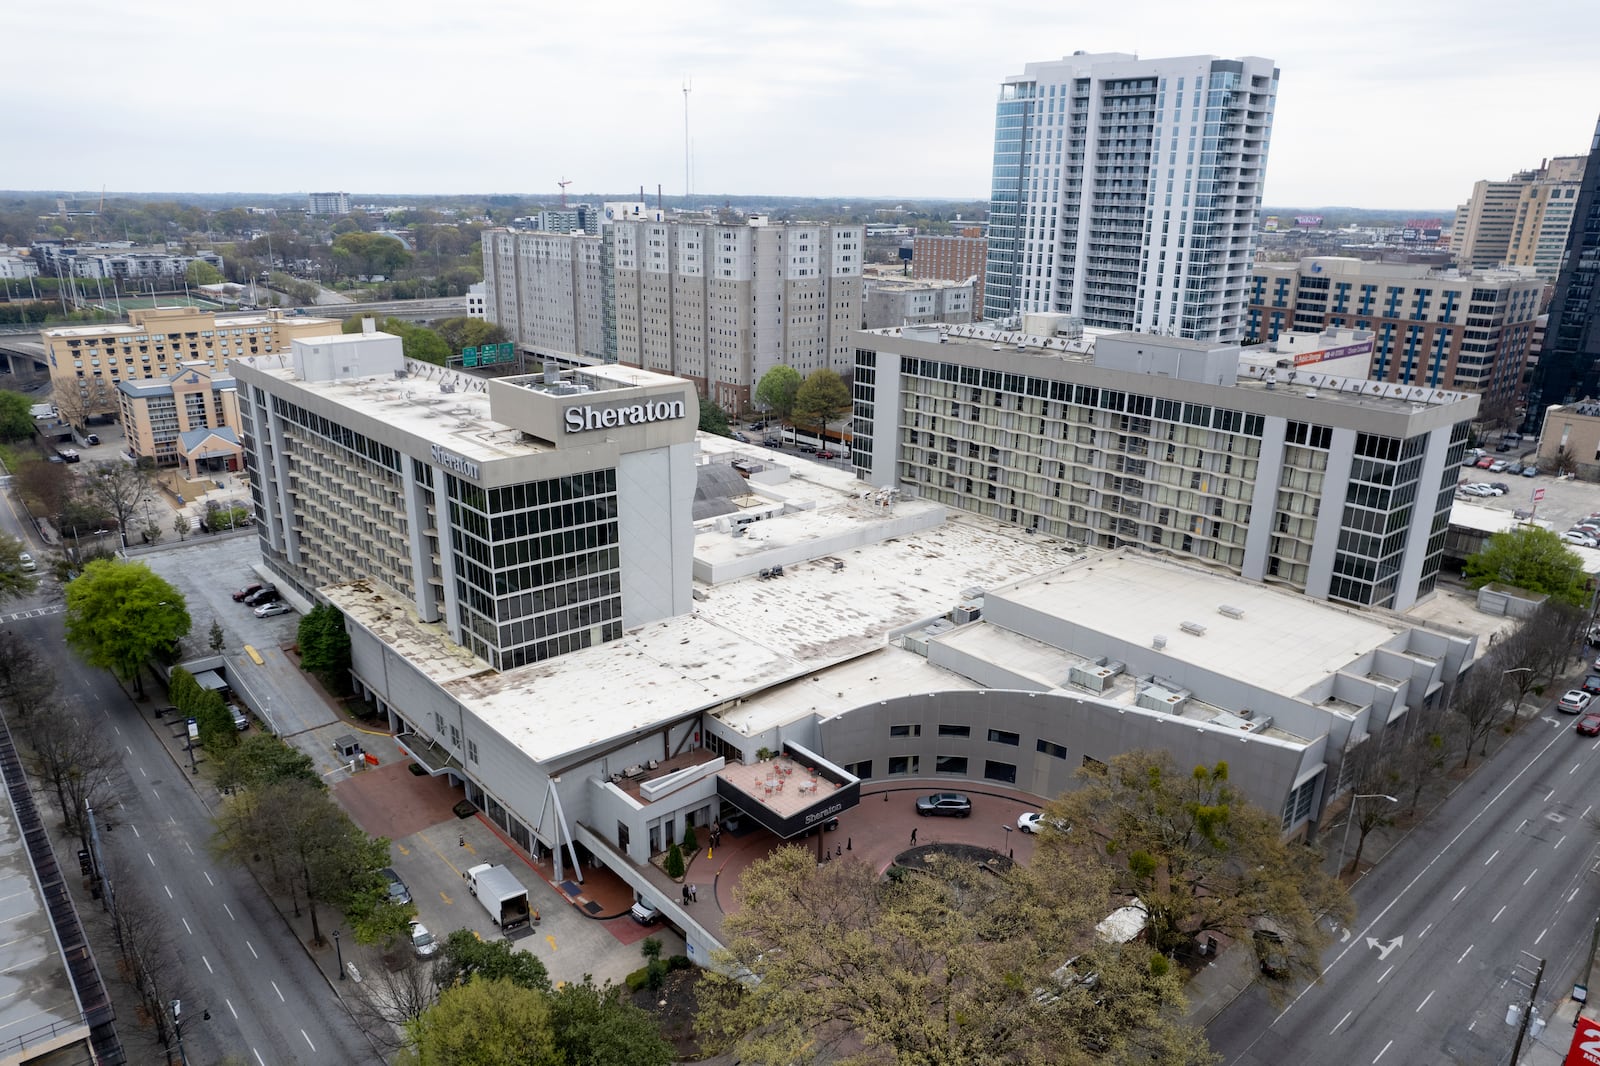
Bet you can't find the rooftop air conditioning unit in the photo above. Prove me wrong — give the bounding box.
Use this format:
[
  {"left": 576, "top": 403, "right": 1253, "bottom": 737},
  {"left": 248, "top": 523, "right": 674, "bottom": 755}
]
[
  {"left": 1179, "top": 621, "right": 1207, "bottom": 636},
  {"left": 1217, "top": 604, "right": 1245, "bottom": 619},
  {"left": 1152, "top": 635, "right": 1168, "bottom": 650}
]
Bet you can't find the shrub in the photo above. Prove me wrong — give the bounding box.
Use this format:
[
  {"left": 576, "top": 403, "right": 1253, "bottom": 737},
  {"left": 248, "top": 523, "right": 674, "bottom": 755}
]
[
  {"left": 682, "top": 824, "right": 698, "bottom": 851},
  {"left": 624, "top": 966, "right": 649, "bottom": 992},
  {"left": 664, "top": 842, "right": 684, "bottom": 880}
]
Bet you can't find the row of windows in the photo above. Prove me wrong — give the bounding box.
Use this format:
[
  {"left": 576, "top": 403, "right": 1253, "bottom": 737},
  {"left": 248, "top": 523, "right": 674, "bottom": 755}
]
[{"left": 888, "top": 723, "right": 1070, "bottom": 758}]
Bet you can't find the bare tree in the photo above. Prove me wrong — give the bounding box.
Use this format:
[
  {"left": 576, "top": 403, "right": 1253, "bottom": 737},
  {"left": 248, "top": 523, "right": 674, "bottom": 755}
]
[
  {"left": 82, "top": 462, "right": 155, "bottom": 544},
  {"left": 350, "top": 954, "right": 438, "bottom": 1054},
  {"left": 1391, "top": 697, "right": 1461, "bottom": 813},
  {"left": 0, "top": 629, "right": 54, "bottom": 715},
  {"left": 51, "top": 380, "right": 117, "bottom": 434},
  {"left": 21, "top": 702, "right": 122, "bottom": 846},
  {"left": 1337, "top": 736, "right": 1401, "bottom": 874},
  {"left": 101, "top": 866, "right": 191, "bottom": 1053},
  {"left": 1451, "top": 661, "right": 1513, "bottom": 767},
  {"left": 1516, "top": 601, "right": 1588, "bottom": 694}
]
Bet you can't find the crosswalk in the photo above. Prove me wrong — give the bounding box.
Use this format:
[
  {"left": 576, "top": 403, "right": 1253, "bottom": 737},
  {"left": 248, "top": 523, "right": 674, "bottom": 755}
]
[{"left": 1, "top": 603, "right": 65, "bottom": 625}]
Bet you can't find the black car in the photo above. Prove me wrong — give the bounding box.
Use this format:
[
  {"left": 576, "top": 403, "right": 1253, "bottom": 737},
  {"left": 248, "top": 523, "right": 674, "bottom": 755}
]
[
  {"left": 243, "top": 585, "right": 279, "bottom": 606},
  {"left": 915, "top": 792, "right": 972, "bottom": 817},
  {"left": 1582, "top": 675, "right": 1600, "bottom": 696},
  {"left": 763, "top": 436, "right": 782, "bottom": 447}
]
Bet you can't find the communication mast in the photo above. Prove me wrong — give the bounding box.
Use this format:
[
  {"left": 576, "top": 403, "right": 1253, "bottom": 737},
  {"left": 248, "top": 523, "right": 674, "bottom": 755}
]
[{"left": 558, "top": 178, "right": 572, "bottom": 209}]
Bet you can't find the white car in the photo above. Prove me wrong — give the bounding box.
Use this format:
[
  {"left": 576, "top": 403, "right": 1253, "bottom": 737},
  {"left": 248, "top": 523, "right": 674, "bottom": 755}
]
[
  {"left": 1559, "top": 690, "right": 1593, "bottom": 714},
  {"left": 409, "top": 920, "right": 439, "bottom": 958},
  {"left": 17, "top": 551, "right": 35, "bottom": 572},
  {"left": 1017, "top": 812, "right": 1066, "bottom": 835},
  {"left": 1561, "top": 532, "right": 1598, "bottom": 547},
  {"left": 1457, "top": 484, "right": 1491, "bottom": 498},
  {"left": 254, "top": 601, "right": 293, "bottom": 617},
  {"left": 1489, "top": 460, "right": 1510, "bottom": 473}
]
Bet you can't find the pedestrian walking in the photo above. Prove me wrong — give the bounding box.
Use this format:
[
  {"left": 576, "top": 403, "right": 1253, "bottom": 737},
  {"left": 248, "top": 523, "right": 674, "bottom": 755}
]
[
  {"left": 690, "top": 883, "right": 698, "bottom": 902},
  {"left": 909, "top": 826, "right": 918, "bottom": 845},
  {"left": 682, "top": 885, "right": 689, "bottom": 905}
]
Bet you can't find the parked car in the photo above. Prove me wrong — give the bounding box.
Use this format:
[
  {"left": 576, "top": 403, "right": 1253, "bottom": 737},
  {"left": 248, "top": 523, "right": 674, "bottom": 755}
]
[
  {"left": 1458, "top": 485, "right": 1491, "bottom": 498},
  {"left": 382, "top": 867, "right": 412, "bottom": 906},
  {"left": 750, "top": 420, "right": 768, "bottom": 430},
  {"left": 243, "top": 585, "right": 279, "bottom": 606},
  {"left": 733, "top": 432, "right": 751, "bottom": 443},
  {"left": 1489, "top": 460, "right": 1510, "bottom": 473},
  {"left": 1489, "top": 482, "right": 1511, "bottom": 494},
  {"left": 630, "top": 898, "right": 661, "bottom": 925},
  {"left": 1522, "top": 466, "right": 1540, "bottom": 477},
  {"left": 763, "top": 436, "right": 782, "bottom": 447},
  {"left": 409, "top": 920, "right": 439, "bottom": 958},
  {"left": 232, "top": 583, "right": 263, "bottom": 602},
  {"left": 253, "top": 601, "right": 292, "bottom": 618},
  {"left": 1578, "top": 713, "right": 1600, "bottom": 737},
  {"left": 1018, "top": 812, "right": 1066, "bottom": 834},
  {"left": 816, "top": 450, "right": 837, "bottom": 461},
  {"left": 18, "top": 552, "right": 34, "bottom": 572},
  {"left": 1495, "top": 441, "right": 1513, "bottom": 453},
  {"left": 1474, "top": 456, "right": 1496, "bottom": 469},
  {"left": 1505, "top": 463, "right": 1524, "bottom": 475},
  {"left": 1561, "top": 532, "right": 1597, "bottom": 547},
  {"left": 915, "top": 792, "right": 973, "bottom": 817},
  {"left": 1558, "top": 690, "right": 1593, "bottom": 714}
]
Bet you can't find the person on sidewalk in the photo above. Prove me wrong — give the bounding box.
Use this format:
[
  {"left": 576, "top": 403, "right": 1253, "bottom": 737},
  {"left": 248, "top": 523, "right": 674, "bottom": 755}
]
[{"left": 909, "top": 827, "right": 918, "bottom": 845}]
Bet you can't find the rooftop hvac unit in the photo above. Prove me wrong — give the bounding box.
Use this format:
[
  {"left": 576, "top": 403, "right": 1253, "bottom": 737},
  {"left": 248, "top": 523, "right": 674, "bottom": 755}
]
[
  {"left": 1152, "top": 635, "right": 1168, "bottom": 650},
  {"left": 961, "top": 586, "right": 985, "bottom": 601},
  {"left": 952, "top": 604, "right": 982, "bottom": 625},
  {"left": 1179, "top": 621, "right": 1207, "bottom": 636},
  {"left": 1217, "top": 604, "right": 1245, "bottom": 619}
]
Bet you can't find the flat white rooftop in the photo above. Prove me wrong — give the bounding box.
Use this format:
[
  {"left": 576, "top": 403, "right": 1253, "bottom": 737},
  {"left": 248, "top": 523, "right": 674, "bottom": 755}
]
[
  {"left": 43, "top": 311, "right": 336, "bottom": 337},
  {"left": 995, "top": 552, "right": 1411, "bottom": 699}
]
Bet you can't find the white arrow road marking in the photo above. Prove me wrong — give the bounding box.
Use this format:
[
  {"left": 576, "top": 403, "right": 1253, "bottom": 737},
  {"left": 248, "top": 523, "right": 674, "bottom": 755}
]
[{"left": 1367, "top": 935, "right": 1404, "bottom": 960}]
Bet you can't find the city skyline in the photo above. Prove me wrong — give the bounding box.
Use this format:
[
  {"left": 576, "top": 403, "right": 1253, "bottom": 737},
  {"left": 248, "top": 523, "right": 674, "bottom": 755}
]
[{"left": 9, "top": 0, "right": 1598, "bottom": 209}]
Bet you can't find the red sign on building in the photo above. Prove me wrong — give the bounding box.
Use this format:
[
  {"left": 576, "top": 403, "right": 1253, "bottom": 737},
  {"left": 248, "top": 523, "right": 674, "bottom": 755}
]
[{"left": 1564, "top": 1016, "right": 1600, "bottom": 1066}]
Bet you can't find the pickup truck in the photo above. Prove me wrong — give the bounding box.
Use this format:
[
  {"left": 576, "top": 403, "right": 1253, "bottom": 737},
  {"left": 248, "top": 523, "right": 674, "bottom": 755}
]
[{"left": 463, "top": 863, "right": 534, "bottom": 931}]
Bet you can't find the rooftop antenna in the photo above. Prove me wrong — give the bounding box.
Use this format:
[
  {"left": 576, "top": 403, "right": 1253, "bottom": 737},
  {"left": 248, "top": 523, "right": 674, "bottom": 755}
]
[
  {"left": 682, "top": 76, "right": 692, "bottom": 205},
  {"left": 558, "top": 178, "right": 572, "bottom": 209}
]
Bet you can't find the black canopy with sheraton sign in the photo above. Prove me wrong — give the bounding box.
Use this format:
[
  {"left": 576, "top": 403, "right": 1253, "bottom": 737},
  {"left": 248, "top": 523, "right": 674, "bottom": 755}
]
[{"left": 715, "top": 742, "right": 860, "bottom": 840}]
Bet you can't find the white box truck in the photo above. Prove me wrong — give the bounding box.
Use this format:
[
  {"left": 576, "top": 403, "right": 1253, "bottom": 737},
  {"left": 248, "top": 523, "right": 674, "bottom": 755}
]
[{"left": 463, "top": 863, "right": 534, "bottom": 931}]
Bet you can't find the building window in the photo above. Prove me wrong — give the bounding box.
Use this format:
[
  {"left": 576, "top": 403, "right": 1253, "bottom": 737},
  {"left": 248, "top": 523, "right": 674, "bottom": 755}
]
[
  {"left": 935, "top": 755, "right": 968, "bottom": 775},
  {"left": 937, "top": 724, "right": 971, "bottom": 737},
  {"left": 987, "top": 728, "right": 1020, "bottom": 746},
  {"left": 449, "top": 725, "right": 460, "bottom": 748},
  {"left": 434, "top": 712, "right": 445, "bottom": 736},
  {"left": 890, "top": 724, "right": 921, "bottom": 738},
  {"left": 888, "top": 755, "right": 921, "bottom": 776},
  {"left": 1036, "top": 739, "right": 1068, "bottom": 759},
  {"left": 984, "top": 760, "right": 1017, "bottom": 784},
  {"left": 844, "top": 760, "right": 873, "bottom": 780},
  {"left": 467, "top": 739, "right": 478, "bottom": 764}
]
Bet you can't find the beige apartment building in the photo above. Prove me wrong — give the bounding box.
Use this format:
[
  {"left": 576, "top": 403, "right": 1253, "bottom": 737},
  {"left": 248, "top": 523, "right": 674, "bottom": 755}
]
[
  {"left": 611, "top": 216, "right": 863, "bottom": 413},
  {"left": 912, "top": 231, "right": 987, "bottom": 312},
  {"left": 480, "top": 229, "right": 607, "bottom": 365},
  {"left": 42, "top": 307, "right": 337, "bottom": 423},
  {"left": 117, "top": 362, "right": 244, "bottom": 475},
  {"left": 1451, "top": 156, "right": 1587, "bottom": 278}
]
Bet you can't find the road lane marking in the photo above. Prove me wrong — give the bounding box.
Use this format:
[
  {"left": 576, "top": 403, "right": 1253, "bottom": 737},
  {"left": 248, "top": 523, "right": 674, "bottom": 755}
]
[
  {"left": 253, "top": 1049, "right": 264, "bottom": 1066},
  {"left": 113, "top": 726, "right": 120, "bottom": 736},
  {"left": 202, "top": 956, "right": 213, "bottom": 974},
  {"left": 1458, "top": 945, "right": 1473, "bottom": 964},
  {"left": 1492, "top": 905, "right": 1507, "bottom": 922},
  {"left": 125, "top": 745, "right": 133, "bottom": 756},
  {"left": 1331, "top": 1010, "right": 1352, "bottom": 1034},
  {"left": 1557, "top": 835, "right": 1567, "bottom": 850},
  {"left": 1377, "top": 965, "right": 1394, "bottom": 984},
  {"left": 1485, "top": 849, "right": 1500, "bottom": 866},
  {"left": 1536, "top": 927, "right": 1549, "bottom": 945},
  {"left": 1573, "top": 888, "right": 1582, "bottom": 903},
  {"left": 139, "top": 767, "right": 147, "bottom": 778},
  {"left": 1374, "top": 1039, "right": 1393, "bottom": 1063},
  {"left": 181, "top": 918, "right": 192, "bottom": 935},
  {"left": 1585, "top": 805, "right": 1594, "bottom": 821},
  {"left": 1260, "top": 719, "right": 1572, "bottom": 1032},
  {"left": 226, "top": 998, "right": 237, "bottom": 1019},
  {"left": 1546, "top": 789, "right": 1556, "bottom": 801},
  {"left": 164, "top": 885, "right": 173, "bottom": 899},
  {"left": 203, "top": 871, "right": 213, "bottom": 886},
  {"left": 1453, "top": 885, "right": 1467, "bottom": 901},
  {"left": 151, "top": 788, "right": 160, "bottom": 801},
  {"left": 146, "top": 852, "right": 155, "bottom": 866},
  {"left": 271, "top": 980, "right": 284, "bottom": 1002},
  {"left": 130, "top": 825, "right": 140, "bottom": 838},
  {"left": 223, "top": 903, "right": 234, "bottom": 921},
  {"left": 1419, "top": 923, "right": 1432, "bottom": 940},
  {"left": 1524, "top": 869, "right": 1539, "bottom": 886},
  {"left": 184, "top": 841, "right": 193, "bottom": 855},
  {"left": 1573, "top": 763, "right": 1582, "bottom": 775},
  {"left": 301, "top": 1030, "right": 316, "bottom": 1051},
  {"left": 1416, "top": 990, "right": 1434, "bottom": 1012},
  {"left": 247, "top": 940, "right": 258, "bottom": 959},
  {"left": 1517, "top": 820, "right": 1528, "bottom": 833}
]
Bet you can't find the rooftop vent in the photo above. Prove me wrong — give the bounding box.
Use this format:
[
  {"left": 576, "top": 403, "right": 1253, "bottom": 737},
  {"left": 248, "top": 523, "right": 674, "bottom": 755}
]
[
  {"left": 1178, "top": 621, "right": 1207, "bottom": 637},
  {"left": 1152, "top": 635, "right": 1168, "bottom": 650},
  {"left": 1217, "top": 604, "right": 1245, "bottom": 619}
]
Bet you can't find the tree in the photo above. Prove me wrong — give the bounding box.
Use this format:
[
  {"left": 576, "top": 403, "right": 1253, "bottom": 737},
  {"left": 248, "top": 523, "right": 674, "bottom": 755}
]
[
  {"left": 1335, "top": 738, "right": 1399, "bottom": 875},
  {"left": 547, "top": 978, "right": 674, "bottom": 1066},
  {"left": 432, "top": 929, "right": 551, "bottom": 993},
  {"left": 1050, "top": 751, "right": 1352, "bottom": 997},
  {"left": 185, "top": 260, "right": 223, "bottom": 286},
  {"left": 297, "top": 603, "right": 352, "bottom": 686},
  {"left": 1465, "top": 526, "right": 1590, "bottom": 607},
  {"left": 64, "top": 559, "right": 190, "bottom": 696},
  {"left": 698, "top": 398, "right": 731, "bottom": 437},
  {"left": 0, "top": 629, "right": 53, "bottom": 714},
  {"left": 209, "top": 620, "right": 225, "bottom": 653},
  {"left": 0, "top": 534, "right": 38, "bottom": 603},
  {"left": 1450, "top": 659, "right": 1514, "bottom": 766},
  {"left": 172, "top": 513, "right": 191, "bottom": 541},
  {"left": 1510, "top": 599, "right": 1587, "bottom": 698},
  {"left": 193, "top": 689, "right": 239, "bottom": 755},
  {"left": 435, "top": 316, "right": 509, "bottom": 353},
  {"left": 664, "top": 842, "right": 685, "bottom": 879},
  {"left": 754, "top": 365, "right": 801, "bottom": 427},
  {"left": 697, "top": 846, "right": 1208, "bottom": 1066},
  {"left": 793, "top": 368, "right": 852, "bottom": 447},
  {"left": 0, "top": 390, "right": 34, "bottom": 439},
  {"left": 82, "top": 462, "right": 155, "bottom": 546},
  {"left": 15, "top": 457, "right": 73, "bottom": 520},
  {"left": 216, "top": 733, "right": 319, "bottom": 794},
  {"left": 21, "top": 700, "right": 121, "bottom": 846},
  {"left": 400, "top": 978, "right": 561, "bottom": 1066}
]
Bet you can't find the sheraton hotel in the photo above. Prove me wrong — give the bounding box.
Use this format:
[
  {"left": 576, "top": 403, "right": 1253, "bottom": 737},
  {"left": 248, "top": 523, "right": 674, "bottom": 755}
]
[{"left": 231, "top": 323, "right": 1482, "bottom": 961}]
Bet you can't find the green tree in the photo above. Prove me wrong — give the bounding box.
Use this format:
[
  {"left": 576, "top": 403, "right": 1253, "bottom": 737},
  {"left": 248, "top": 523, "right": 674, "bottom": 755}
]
[
  {"left": 432, "top": 929, "right": 552, "bottom": 993},
  {"left": 65, "top": 559, "right": 190, "bottom": 696},
  {"left": 435, "top": 316, "right": 509, "bottom": 353},
  {"left": 698, "top": 846, "right": 1208, "bottom": 1066},
  {"left": 298, "top": 603, "right": 352, "bottom": 685},
  {"left": 216, "top": 733, "right": 319, "bottom": 793},
  {"left": 0, "top": 390, "right": 34, "bottom": 440},
  {"left": 793, "top": 368, "right": 851, "bottom": 447},
  {"left": 185, "top": 260, "right": 223, "bottom": 286},
  {"left": 400, "top": 978, "right": 560, "bottom": 1066},
  {"left": 754, "top": 365, "right": 801, "bottom": 427},
  {"left": 1051, "top": 752, "right": 1351, "bottom": 997},
  {"left": 698, "top": 399, "right": 731, "bottom": 437},
  {"left": 1464, "top": 525, "right": 1590, "bottom": 607},
  {"left": 193, "top": 689, "right": 239, "bottom": 755},
  {"left": 209, "top": 620, "right": 225, "bottom": 653},
  {"left": 0, "top": 534, "right": 38, "bottom": 603},
  {"left": 547, "top": 978, "right": 674, "bottom": 1066},
  {"left": 664, "top": 842, "right": 685, "bottom": 879}
]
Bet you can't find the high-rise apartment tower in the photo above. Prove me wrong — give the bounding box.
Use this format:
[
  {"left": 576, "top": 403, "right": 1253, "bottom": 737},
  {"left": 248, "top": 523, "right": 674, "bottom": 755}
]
[{"left": 984, "top": 52, "right": 1278, "bottom": 342}]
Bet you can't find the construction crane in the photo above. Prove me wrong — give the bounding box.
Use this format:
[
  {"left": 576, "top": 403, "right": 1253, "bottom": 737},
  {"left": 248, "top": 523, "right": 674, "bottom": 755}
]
[{"left": 558, "top": 178, "right": 572, "bottom": 209}]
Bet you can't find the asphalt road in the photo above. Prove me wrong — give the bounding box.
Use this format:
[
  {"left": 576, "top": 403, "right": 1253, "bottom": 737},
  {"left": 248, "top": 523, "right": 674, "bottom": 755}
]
[{"left": 1209, "top": 703, "right": 1600, "bottom": 1066}]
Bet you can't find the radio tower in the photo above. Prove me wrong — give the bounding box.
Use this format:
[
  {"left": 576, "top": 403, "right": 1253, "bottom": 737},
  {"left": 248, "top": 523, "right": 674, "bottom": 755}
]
[
  {"left": 682, "top": 77, "right": 692, "bottom": 205},
  {"left": 558, "top": 178, "right": 572, "bottom": 209}
]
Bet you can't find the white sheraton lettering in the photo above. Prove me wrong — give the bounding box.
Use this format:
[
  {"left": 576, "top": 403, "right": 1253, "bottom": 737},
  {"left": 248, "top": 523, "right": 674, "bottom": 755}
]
[
  {"left": 563, "top": 398, "right": 687, "bottom": 434},
  {"left": 430, "top": 444, "right": 480, "bottom": 480}
]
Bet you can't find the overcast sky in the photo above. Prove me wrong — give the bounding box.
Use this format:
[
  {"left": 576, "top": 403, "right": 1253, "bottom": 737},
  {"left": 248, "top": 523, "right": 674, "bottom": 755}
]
[{"left": 11, "top": 0, "right": 1597, "bottom": 210}]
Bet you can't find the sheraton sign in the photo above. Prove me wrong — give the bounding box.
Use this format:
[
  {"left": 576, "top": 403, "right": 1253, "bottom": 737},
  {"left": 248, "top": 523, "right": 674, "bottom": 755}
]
[{"left": 564, "top": 397, "right": 688, "bottom": 434}]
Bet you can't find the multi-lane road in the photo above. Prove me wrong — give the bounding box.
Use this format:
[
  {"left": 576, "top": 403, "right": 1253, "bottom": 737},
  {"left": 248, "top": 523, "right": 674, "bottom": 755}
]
[{"left": 1209, "top": 705, "right": 1600, "bottom": 1065}]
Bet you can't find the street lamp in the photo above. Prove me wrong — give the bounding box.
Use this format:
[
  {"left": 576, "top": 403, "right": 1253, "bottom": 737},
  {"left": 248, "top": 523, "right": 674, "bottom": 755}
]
[
  {"left": 1502, "top": 667, "right": 1534, "bottom": 720},
  {"left": 333, "top": 929, "right": 344, "bottom": 979},
  {"left": 168, "top": 999, "right": 208, "bottom": 1065},
  {"left": 1337, "top": 793, "right": 1398, "bottom": 875}
]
